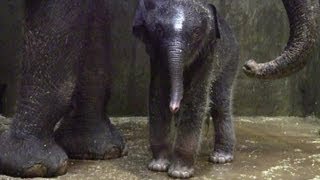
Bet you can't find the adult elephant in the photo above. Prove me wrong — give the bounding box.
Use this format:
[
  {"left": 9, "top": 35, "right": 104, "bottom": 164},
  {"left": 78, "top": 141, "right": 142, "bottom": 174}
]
[
  {"left": 0, "top": 0, "right": 126, "bottom": 178},
  {"left": 243, "top": 0, "right": 317, "bottom": 79}
]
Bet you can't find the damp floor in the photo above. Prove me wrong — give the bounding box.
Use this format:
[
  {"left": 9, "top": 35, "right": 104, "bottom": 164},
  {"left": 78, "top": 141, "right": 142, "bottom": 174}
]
[{"left": 0, "top": 116, "right": 320, "bottom": 180}]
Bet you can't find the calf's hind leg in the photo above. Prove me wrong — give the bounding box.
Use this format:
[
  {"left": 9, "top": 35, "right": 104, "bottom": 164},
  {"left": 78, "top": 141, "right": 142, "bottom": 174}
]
[{"left": 209, "top": 64, "right": 237, "bottom": 164}]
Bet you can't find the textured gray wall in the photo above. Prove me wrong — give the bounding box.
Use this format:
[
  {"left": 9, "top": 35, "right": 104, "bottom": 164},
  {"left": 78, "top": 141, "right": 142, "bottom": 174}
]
[
  {"left": 0, "top": 0, "right": 24, "bottom": 115},
  {"left": 0, "top": 0, "right": 319, "bottom": 117}
]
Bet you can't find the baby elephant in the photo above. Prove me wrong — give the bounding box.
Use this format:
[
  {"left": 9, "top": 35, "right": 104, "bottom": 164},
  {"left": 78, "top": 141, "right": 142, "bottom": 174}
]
[{"left": 133, "top": 0, "right": 239, "bottom": 178}]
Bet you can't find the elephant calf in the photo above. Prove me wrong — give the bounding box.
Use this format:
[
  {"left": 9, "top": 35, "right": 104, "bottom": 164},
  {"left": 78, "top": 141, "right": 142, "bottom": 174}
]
[
  {"left": 133, "top": 0, "right": 316, "bottom": 178},
  {"left": 133, "top": 0, "right": 239, "bottom": 178}
]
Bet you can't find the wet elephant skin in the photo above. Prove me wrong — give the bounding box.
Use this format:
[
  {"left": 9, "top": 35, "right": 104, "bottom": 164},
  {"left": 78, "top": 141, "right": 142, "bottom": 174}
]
[
  {"left": 133, "top": 0, "right": 239, "bottom": 178},
  {"left": 0, "top": 1, "right": 126, "bottom": 178}
]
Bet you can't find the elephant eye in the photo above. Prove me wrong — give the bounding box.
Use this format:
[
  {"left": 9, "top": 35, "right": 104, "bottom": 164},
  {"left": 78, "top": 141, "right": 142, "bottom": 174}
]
[
  {"left": 193, "top": 27, "right": 202, "bottom": 38},
  {"left": 155, "top": 24, "right": 164, "bottom": 38}
]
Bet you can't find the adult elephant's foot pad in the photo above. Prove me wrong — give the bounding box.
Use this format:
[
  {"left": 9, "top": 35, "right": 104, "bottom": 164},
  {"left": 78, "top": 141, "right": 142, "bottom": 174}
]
[
  {"left": 148, "top": 158, "right": 170, "bottom": 172},
  {"left": 209, "top": 151, "right": 233, "bottom": 164},
  {"left": 168, "top": 163, "right": 194, "bottom": 179},
  {"left": 55, "top": 120, "right": 127, "bottom": 160},
  {"left": 0, "top": 131, "right": 68, "bottom": 178}
]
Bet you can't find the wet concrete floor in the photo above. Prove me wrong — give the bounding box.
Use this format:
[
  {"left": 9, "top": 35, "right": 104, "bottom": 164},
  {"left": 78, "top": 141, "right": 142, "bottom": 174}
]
[{"left": 0, "top": 116, "right": 320, "bottom": 180}]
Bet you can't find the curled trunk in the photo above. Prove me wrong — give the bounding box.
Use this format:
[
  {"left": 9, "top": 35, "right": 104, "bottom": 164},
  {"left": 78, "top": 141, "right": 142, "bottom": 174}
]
[{"left": 243, "top": 0, "right": 316, "bottom": 79}]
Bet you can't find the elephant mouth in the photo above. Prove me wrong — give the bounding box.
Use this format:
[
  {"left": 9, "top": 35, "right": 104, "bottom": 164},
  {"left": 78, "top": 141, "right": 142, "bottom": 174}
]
[{"left": 170, "top": 100, "right": 180, "bottom": 114}]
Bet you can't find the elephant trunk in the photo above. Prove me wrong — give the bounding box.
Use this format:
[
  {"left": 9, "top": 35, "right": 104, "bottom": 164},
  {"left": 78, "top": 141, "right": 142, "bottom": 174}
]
[
  {"left": 243, "top": 0, "right": 316, "bottom": 79},
  {"left": 168, "top": 42, "right": 184, "bottom": 114}
]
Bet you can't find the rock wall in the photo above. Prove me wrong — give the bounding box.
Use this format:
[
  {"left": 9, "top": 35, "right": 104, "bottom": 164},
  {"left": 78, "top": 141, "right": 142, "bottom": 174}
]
[{"left": 0, "top": 0, "right": 24, "bottom": 116}]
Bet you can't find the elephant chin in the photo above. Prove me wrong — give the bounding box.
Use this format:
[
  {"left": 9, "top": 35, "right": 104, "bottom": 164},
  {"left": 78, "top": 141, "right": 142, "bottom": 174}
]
[{"left": 243, "top": 0, "right": 316, "bottom": 79}]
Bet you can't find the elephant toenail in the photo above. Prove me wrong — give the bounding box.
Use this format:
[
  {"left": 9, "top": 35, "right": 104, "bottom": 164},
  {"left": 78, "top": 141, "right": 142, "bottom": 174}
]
[
  {"left": 23, "top": 164, "right": 47, "bottom": 177},
  {"left": 104, "top": 147, "right": 120, "bottom": 159},
  {"left": 56, "top": 160, "right": 69, "bottom": 176},
  {"left": 121, "top": 144, "right": 129, "bottom": 156}
]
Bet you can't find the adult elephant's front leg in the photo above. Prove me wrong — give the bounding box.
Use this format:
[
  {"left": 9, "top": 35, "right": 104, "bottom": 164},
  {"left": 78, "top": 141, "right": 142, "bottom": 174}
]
[
  {"left": 0, "top": 1, "right": 84, "bottom": 178},
  {"left": 54, "top": 1, "right": 127, "bottom": 160}
]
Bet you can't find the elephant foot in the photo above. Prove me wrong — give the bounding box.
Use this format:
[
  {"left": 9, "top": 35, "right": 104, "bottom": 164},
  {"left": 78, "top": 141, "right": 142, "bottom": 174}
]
[
  {"left": 55, "top": 118, "right": 127, "bottom": 160},
  {"left": 0, "top": 131, "right": 68, "bottom": 178},
  {"left": 168, "top": 163, "right": 194, "bottom": 179},
  {"left": 148, "top": 158, "right": 170, "bottom": 172},
  {"left": 209, "top": 151, "right": 234, "bottom": 164},
  {"left": 168, "top": 151, "right": 194, "bottom": 179}
]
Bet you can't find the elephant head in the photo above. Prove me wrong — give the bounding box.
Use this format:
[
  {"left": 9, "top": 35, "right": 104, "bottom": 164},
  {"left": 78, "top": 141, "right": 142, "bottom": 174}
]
[
  {"left": 133, "top": 0, "right": 220, "bottom": 113},
  {"left": 243, "top": 0, "right": 317, "bottom": 79}
]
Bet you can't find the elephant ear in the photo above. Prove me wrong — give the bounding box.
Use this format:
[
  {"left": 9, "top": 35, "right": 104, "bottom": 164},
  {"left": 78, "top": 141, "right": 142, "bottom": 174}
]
[
  {"left": 132, "top": 0, "right": 156, "bottom": 40},
  {"left": 133, "top": 0, "right": 147, "bottom": 39},
  {"left": 208, "top": 4, "right": 221, "bottom": 39}
]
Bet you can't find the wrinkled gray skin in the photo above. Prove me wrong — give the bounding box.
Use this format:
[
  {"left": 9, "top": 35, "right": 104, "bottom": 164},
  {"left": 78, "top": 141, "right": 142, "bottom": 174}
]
[
  {"left": 133, "top": 0, "right": 239, "bottom": 178},
  {"left": 243, "top": 0, "right": 317, "bottom": 79},
  {"left": 0, "top": 1, "right": 126, "bottom": 178}
]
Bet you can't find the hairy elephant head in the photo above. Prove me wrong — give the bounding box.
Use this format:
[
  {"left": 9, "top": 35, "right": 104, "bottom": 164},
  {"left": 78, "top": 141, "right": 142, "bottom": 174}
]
[
  {"left": 133, "top": 0, "right": 220, "bottom": 113},
  {"left": 243, "top": 0, "right": 317, "bottom": 79}
]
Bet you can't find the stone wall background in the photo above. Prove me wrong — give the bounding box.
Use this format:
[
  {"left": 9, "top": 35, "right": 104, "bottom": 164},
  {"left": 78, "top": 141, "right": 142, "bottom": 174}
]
[
  {"left": 0, "top": 0, "right": 319, "bottom": 117},
  {"left": 0, "top": 0, "right": 23, "bottom": 115}
]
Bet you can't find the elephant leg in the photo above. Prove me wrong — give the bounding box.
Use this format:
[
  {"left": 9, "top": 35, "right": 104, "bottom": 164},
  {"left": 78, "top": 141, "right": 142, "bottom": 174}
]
[
  {"left": 209, "top": 63, "right": 237, "bottom": 164},
  {"left": 54, "top": 1, "right": 126, "bottom": 160},
  {"left": 148, "top": 65, "right": 172, "bottom": 172},
  {"left": 0, "top": 1, "right": 85, "bottom": 177},
  {"left": 168, "top": 73, "right": 211, "bottom": 179}
]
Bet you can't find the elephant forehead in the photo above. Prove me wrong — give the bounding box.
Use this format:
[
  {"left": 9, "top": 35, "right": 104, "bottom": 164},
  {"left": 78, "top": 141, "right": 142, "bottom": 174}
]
[
  {"left": 150, "top": 6, "right": 200, "bottom": 30},
  {"left": 173, "top": 7, "right": 185, "bottom": 31}
]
